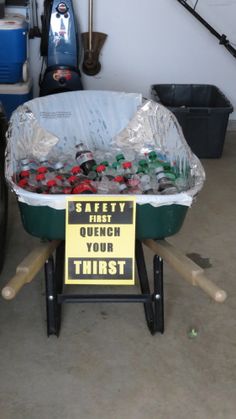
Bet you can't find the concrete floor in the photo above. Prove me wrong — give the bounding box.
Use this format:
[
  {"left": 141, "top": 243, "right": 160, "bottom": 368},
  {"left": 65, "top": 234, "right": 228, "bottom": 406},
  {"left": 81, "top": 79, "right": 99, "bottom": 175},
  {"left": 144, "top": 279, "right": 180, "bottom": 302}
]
[{"left": 0, "top": 131, "right": 236, "bottom": 419}]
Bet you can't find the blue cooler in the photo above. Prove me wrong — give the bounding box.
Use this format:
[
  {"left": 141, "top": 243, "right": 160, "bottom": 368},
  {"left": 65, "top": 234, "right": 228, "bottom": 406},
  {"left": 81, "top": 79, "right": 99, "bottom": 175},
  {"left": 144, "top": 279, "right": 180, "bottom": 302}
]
[
  {"left": 0, "top": 13, "right": 28, "bottom": 83},
  {"left": 0, "top": 79, "right": 33, "bottom": 119}
]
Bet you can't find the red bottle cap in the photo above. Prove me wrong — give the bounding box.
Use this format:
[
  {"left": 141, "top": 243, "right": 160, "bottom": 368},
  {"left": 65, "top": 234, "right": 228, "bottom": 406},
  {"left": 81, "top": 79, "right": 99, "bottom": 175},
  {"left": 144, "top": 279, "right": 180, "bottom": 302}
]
[
  {"left": 113, "top": 176, "right": 124, "bottom": 183},
  {"left": 71, "top": 166, "right": 81, "bottom": 175},
  {"left": 36, "top": 174, "right": 45, "bottom": 181},
  {"left": 18, "top": 179, "right": 28, "bottom": 187},
  {"left": 37, "top": 166, "right": 48, "bottom": 174},
  {"left": 19, "top": 170, "right": 30, "bottom": 178},
  {"left": 68, "top": 175, "right": 78, "bottom": 184},
  {"left": 122, "top": 161, "right": 132, "bottom": 169},
  {"left": 47, "top": 179, "right": 57, "bottom": 187},
  {"left": 96, "top": 164, "right": 106, "bottom": 173},
  {"left": 55, "top": 174, "right": 63, "bottom": 180}
]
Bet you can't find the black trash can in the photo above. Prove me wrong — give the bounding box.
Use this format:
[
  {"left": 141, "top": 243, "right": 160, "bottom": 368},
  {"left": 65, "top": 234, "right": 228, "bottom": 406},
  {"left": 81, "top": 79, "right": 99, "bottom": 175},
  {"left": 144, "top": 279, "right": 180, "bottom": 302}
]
[{"left": 151, "top": 84, "right": 234, "bottom": 158}]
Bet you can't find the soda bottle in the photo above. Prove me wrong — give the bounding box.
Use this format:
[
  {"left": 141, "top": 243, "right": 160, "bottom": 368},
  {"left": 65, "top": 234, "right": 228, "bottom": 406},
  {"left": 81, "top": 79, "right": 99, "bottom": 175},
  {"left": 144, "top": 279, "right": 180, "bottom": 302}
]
[
  {"left": 46, "top": 179, "right": 64, "bottom": 194},
  {"left": 154, "top": 167, "right": 178, "bottom": 195},
  {"left": 113, "top": 176, "right": 128, "bottom": 194},
  {"left": 138, "top": 159, "right": 149, "bottom": 174},
  {"left": 116, "top": 153, "right": 125, "bottom": 166},
  {"left": 72, "top": 181, "right": 97, "bottom": 194},
  {"left": 17, "top": 178, "right": 36, "bottom": 192},
  {"left": 38, "top": 157, "right": 54, "bottom": 172},
  {"left": 75, "top": 143, "right": 96, "bottom": 175},
  {"left": 122, "top": 162, "right": 133, "bottom": 182}
]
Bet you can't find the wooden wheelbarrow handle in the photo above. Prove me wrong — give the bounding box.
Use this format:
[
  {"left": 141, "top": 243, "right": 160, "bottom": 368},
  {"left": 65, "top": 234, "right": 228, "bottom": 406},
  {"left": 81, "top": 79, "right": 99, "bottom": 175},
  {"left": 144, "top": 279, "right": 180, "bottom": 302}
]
[
  {"left": 1, "top": 240, "right": 61, "bottom": 300},
  {"left": 143, "top": 239, "right": 227, "bottom": 303}
]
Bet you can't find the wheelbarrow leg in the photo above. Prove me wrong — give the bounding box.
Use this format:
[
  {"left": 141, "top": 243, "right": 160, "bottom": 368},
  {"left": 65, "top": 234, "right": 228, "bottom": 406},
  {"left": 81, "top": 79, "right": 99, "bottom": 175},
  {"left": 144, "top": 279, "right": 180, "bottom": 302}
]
[
  {"left": 135, "top": 240, "right": 156, "bottom": 335},
  {"left": 44, "top": 241, "right": 65, "bottom": 337},
  {"left": 153, "top": 255, "right": 164, "bottom": 334}
]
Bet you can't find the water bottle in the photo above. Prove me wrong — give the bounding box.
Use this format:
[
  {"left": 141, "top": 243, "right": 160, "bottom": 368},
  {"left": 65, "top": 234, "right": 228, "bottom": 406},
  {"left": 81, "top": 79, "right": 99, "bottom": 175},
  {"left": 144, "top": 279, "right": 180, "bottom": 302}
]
[{"left": 75, "top": 142, "right": 96, "bottom": 175}]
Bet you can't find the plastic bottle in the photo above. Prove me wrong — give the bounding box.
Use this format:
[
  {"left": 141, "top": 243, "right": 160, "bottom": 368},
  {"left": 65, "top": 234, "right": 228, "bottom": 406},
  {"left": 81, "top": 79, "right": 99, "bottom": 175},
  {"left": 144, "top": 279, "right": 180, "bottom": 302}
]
[
  {"left": 154, "top": 167, "right": 178, "bottom": 195},
  {"left": 116, "top": 153, "right": 125, "bottom": 166},
  {"left": 72, "top": 181, "right": 97, "bottom": 194},
  {"left": 17, "top": 178, "right": 36, "bottom": 192},
  {"left": 38, "top": 157, "right": 54, "bottom": 172},
  {"left": 122, "top": 162, "right": 133, "bottom": 182},
  {"left": 113, "top": 176, "right": 128, "bottom": 194},
  {"left": 75, "top": 143, "right": 96, "bottom": 175},
  {"left": 138, "top": 159, "right": 149, "bottom": 174}
]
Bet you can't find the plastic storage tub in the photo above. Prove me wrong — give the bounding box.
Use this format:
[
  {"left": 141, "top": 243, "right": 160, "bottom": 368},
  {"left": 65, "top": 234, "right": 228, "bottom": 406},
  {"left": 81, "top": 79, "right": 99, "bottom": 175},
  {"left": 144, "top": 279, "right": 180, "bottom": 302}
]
[
  {"left": 0, "top": 79, "right": 33, "bottom": 119},
  {"left": 0, "top": 13, "right": 28, "bottom": 83},
  {"left": 151, "top": 84, "right": 233, "bottom": 158}
]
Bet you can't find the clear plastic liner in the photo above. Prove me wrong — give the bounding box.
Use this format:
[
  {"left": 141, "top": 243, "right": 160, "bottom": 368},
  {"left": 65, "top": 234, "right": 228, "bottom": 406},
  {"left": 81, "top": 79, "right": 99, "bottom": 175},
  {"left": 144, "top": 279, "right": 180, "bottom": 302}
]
[{"left": 5, "top": 90, "right": 205, "bottom": 210}]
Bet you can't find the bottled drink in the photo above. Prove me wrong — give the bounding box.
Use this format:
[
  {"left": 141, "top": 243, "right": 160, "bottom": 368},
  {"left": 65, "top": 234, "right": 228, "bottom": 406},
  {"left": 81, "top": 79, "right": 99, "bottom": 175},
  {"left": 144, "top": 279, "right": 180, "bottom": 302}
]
[
  {"left": 38, "top": 158, "right": 54, "bottom": 172},
  {"left": 116, "top": 153, "right": 125, "bottom": 166},
  {"left": 75, "top": 143, "right": 96, "bottom": 175},
  {"left": 122, "top": 162, "right": 133, "bottom": 183},
  {"left": 154, "top": 167, "right": 178, "bottom": 195},
  {"left": 47, "top": 179, "right": 63, "bottom": 194},
  {"left": 17, "top": 178, "right": 36, "bottom": 192},
  {"left": 113, "top": 176, "right": 128, "bottom": 194},
  {"left": 72, "top": 180, "right": 97, "bottom": 194},
  {"left": 138, "top": 159, "right": 149, "bottom": 174}
]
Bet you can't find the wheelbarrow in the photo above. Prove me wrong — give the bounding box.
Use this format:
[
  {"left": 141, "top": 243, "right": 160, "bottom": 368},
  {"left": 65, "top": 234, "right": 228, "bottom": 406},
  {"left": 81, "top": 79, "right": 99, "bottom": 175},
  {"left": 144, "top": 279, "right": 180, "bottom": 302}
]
[{"left": 1, "top": 91, "right": 227, "bottom": 336}]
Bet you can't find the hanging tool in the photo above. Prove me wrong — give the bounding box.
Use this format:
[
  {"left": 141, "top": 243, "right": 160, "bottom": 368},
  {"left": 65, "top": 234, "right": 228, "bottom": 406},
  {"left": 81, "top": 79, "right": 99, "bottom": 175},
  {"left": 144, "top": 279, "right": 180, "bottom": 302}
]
[
  {"left": 28, "top": 0, "right": 41, "bottom": 39},
  {"left": 82, "top": 0, "right": 107, "bottom": 76},
  {"left": 176, "top": 0, "right": 236, "bottom": 59}
]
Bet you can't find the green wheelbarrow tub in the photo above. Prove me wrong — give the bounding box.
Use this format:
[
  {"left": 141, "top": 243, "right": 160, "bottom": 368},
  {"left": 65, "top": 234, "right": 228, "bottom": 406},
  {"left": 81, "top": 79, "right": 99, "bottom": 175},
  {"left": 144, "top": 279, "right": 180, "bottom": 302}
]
[{"left": 18, "top": 202, "right": 188, "bottom": 240}]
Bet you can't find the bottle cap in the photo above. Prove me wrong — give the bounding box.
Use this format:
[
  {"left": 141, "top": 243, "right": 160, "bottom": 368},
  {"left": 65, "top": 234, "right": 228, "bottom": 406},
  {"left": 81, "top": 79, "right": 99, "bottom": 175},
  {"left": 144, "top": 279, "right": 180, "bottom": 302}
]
[
  {"left": 112, "top": 162, "right": 119, "bottom": 170},
  {"left": 47, "top": 179, "right": 57, "bottom": 187},
  {"left": 96, "top": 164, "right": 106, "bottom": 173},
  {"left": 113, "top": 176, "right": 124, "bottom": 183},
  {"left": 122, "top": 161, "right": 132, "bottom": 169},
  {"left": 54, "top": 162, "right": 64, "bottom": 170},
  {"left": 68, "top": 175, "right": 78, "bottom": 184},
  {"left": 21, "top": 158, "right": 30, "bottom": 166},
  {"left": 55, "top": 175, "right": 63, "bottom": 180},
  {"left": 39, "top": 157, "right": 48, "bottom": 164},
  {"left": 139, "top": 159, "right": 148, "bottom": 168},
  {"left": 18, "top": 179, "right": 28, "bottom": 187},
  {"left": 37, "top": 166, "right": 48, "bottom": 174},
  {"left": 36, "top": 174, "right": 45, "bottom": 181},
  {"left": 148, "top": 151, "right": 157, "bottom": 160},
  {"left": 20, "top": 170, "right": 30, "bottom": 178},
  {"left": 116, "top": 153, "right": 125, "bottom": 162},
  {"left": 71, "top": 166, "right": 81, "bottom": 175}
]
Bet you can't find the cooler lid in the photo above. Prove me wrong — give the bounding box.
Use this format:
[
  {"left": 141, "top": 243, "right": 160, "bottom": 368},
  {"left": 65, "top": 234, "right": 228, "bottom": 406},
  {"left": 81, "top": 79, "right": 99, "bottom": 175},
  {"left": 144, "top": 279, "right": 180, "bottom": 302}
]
[{"left": 0, "top": 13, "right": 27, "bottom": 30}]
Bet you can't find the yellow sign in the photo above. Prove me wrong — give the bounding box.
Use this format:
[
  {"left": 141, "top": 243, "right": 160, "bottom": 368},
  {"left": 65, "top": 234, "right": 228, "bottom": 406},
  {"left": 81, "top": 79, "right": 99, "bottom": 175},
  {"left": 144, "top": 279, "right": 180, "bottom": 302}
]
[{"left": 65, "top": 196, "right": 136, "bottom": 285}]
